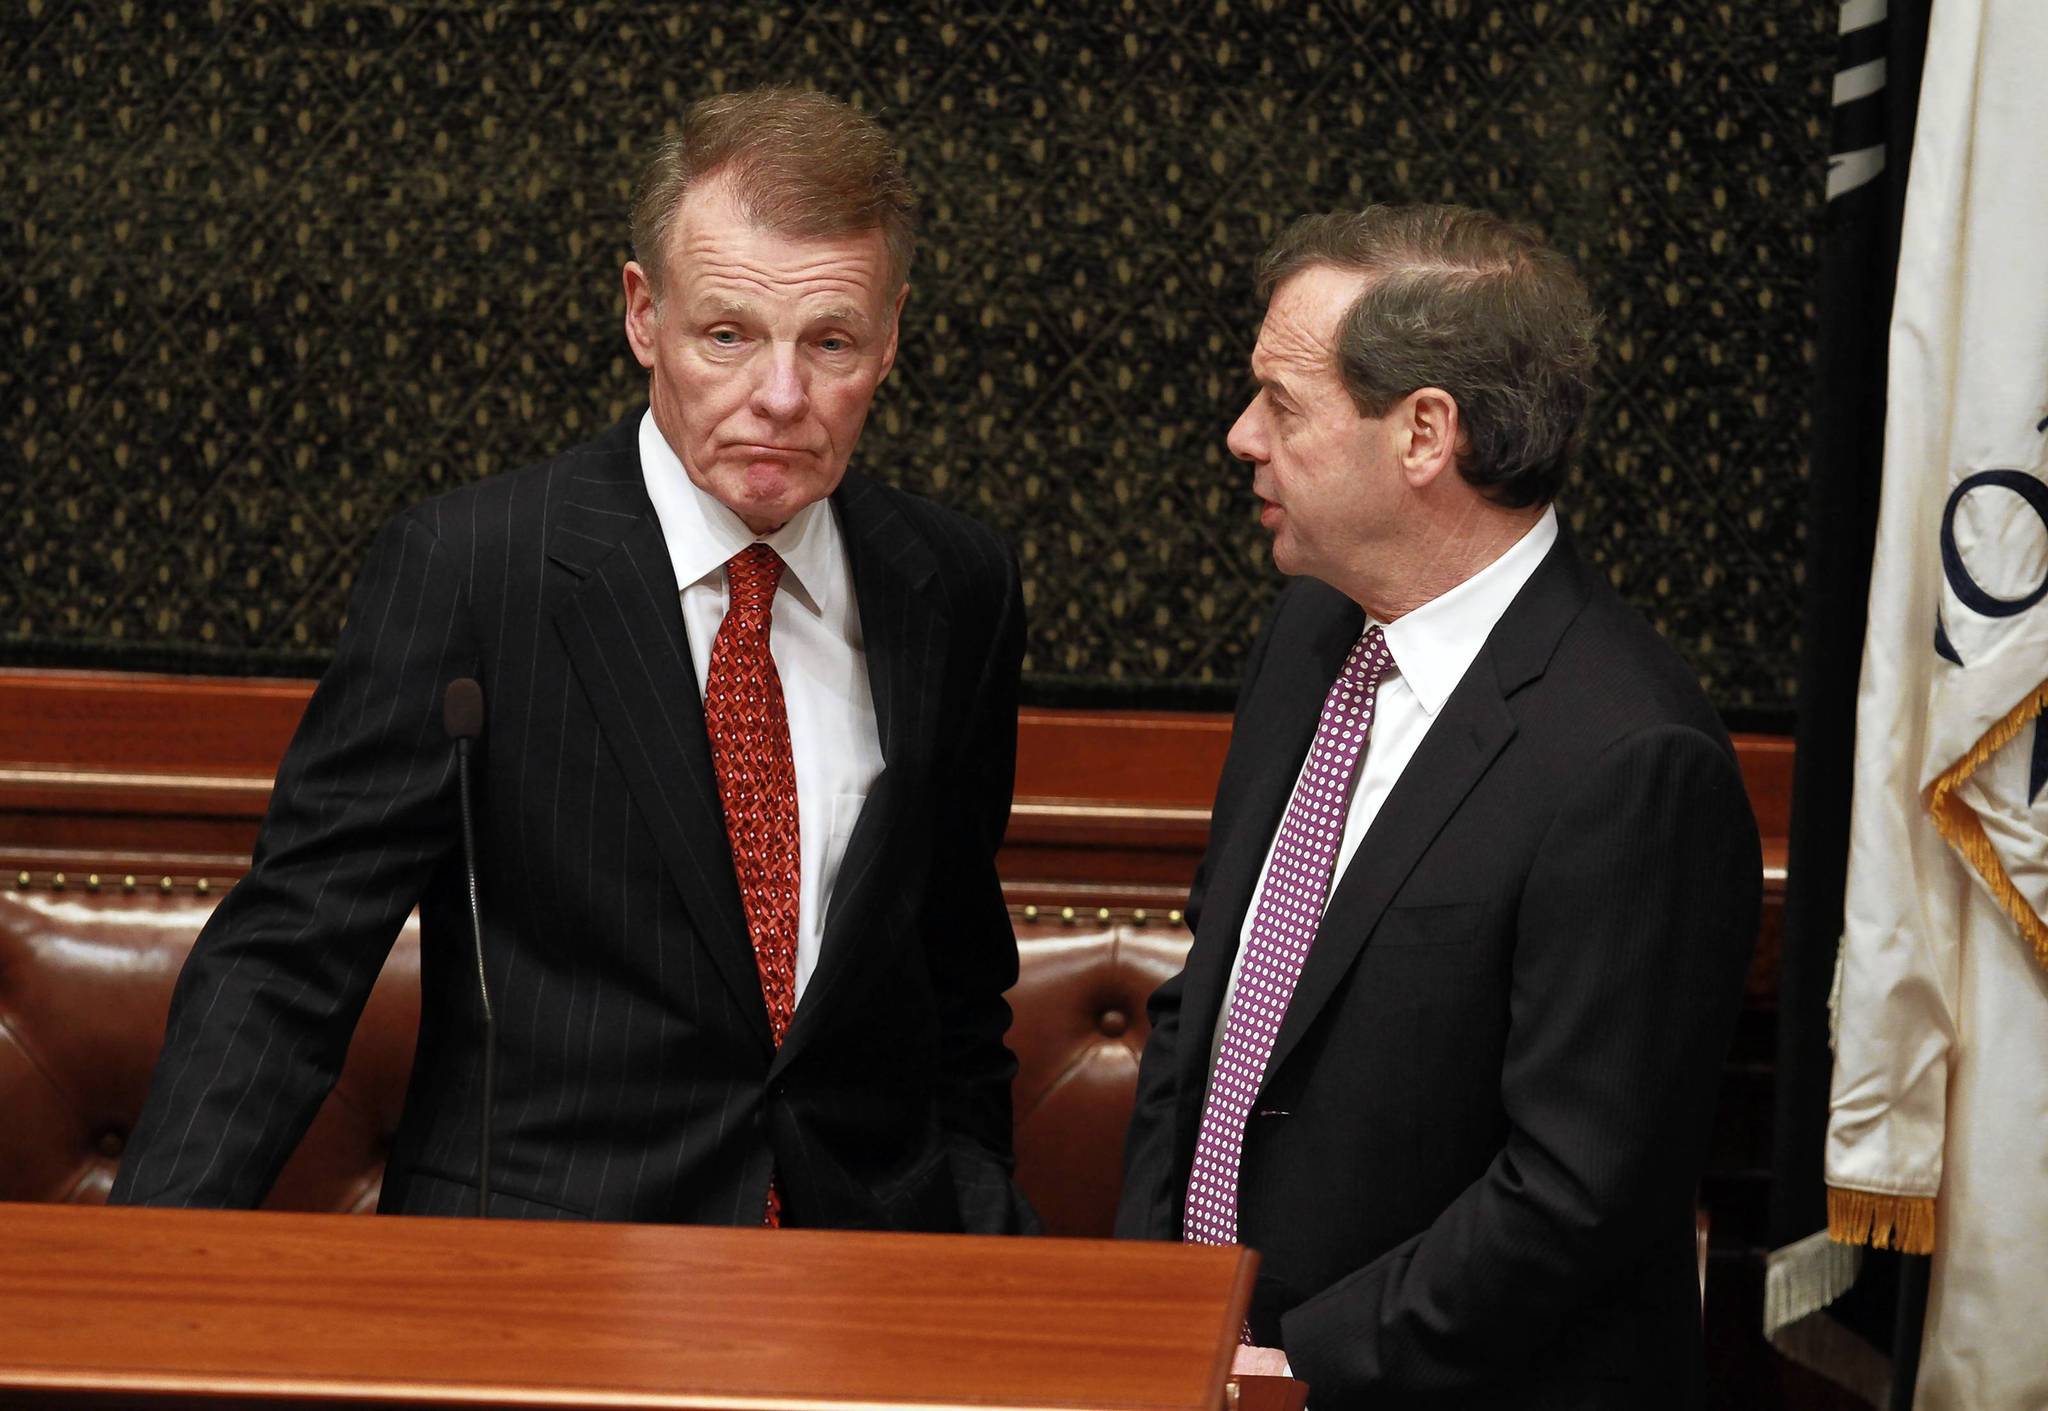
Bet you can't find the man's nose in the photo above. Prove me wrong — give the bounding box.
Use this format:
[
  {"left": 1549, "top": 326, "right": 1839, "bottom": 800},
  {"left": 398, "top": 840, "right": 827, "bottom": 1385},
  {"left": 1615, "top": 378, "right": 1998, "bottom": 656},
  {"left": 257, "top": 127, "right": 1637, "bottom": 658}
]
[
  {"left": 751, "top": 344, "right": 809, "bottom": 424},
  {"left": 1225, "top": 403, "right": 1264, "bottom": 464}
]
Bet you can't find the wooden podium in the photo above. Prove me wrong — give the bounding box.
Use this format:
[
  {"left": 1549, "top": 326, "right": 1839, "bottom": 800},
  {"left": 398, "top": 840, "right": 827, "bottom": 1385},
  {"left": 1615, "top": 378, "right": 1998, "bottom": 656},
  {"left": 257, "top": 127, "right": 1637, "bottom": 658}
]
[{"left": 0, "top": 1202, "right": 1261, "bottom": 1409}]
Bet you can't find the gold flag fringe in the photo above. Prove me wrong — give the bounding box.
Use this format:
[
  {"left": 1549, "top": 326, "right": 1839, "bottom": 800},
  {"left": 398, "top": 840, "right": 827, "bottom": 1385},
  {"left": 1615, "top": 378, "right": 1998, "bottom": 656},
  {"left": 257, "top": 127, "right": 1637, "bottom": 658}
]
[
  {"left": 1925, "top": 676, "right": 2048, "bottom": 972},
  {"left": 1827, "top": 1185, "right": 1936, "bottom": 1255}
]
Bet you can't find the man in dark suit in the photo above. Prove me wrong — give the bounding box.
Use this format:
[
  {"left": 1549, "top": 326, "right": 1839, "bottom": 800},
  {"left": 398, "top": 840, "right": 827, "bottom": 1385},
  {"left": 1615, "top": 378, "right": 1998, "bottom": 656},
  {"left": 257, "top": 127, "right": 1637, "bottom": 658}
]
[
  {"left": 113, "top": 87, "right": 1036, "bottom": 1235},
  {"left": 1116, "top": 206, "right": 1760, "bottom": 1407}
]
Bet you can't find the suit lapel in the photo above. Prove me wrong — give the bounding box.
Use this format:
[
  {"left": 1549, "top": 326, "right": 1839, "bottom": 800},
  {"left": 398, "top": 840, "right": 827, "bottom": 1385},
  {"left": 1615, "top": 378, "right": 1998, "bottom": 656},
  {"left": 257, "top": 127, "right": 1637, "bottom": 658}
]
[
  {"left": 1174, "top": 585, "right": 1364, "bottom": 1129},
  {"left": 1260, "top": 533, "right": 1592, "bottom": 1085},
  {"left": 547, "top": 422, "right": 770, "bottom": 1055},
  {"left": 774, "top": 472, "right": 944, "bottom": 1068},
  {"left": 1260, "top": 662, "right": 1516, "bottom": 1081}
]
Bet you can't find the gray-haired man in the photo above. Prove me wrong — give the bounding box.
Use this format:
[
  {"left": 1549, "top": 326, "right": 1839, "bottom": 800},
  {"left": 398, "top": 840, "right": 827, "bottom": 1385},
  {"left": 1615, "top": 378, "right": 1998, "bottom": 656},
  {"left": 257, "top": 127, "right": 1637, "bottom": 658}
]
[{"left": 116, "top": 88, "right": 1035, "bottom": 1236}]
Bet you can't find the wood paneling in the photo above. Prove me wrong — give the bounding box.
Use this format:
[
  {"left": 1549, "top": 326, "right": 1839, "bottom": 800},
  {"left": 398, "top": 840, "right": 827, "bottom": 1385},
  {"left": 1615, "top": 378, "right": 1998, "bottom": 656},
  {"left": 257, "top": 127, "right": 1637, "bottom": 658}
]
[
  {"left": 0, "top": 669, "right": 1790, "bottom": 913},
  {"left": 0, "top": 671, "right": 310, "bottom": 773}
]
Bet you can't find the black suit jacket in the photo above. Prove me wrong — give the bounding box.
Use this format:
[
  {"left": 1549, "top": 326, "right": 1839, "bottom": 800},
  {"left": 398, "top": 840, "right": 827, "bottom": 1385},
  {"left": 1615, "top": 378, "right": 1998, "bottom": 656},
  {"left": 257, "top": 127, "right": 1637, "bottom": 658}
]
[
  {"left": 114, "top": 413, "right": 1036, "bottom": 1234},
  {"left": 1117, "top": 533, "right": 1760, "bottom": 1409}
]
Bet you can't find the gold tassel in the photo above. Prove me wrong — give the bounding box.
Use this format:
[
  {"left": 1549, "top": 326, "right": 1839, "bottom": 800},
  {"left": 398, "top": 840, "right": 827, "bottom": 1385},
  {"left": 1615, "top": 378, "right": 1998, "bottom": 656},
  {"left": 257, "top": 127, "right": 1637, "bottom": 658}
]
[
  {"left": 1925, "top": 677, "right": 2048, "bottom": 973},
  {"left": 1827, "top": 1185, "right": 1936, "bottom": 1255}
]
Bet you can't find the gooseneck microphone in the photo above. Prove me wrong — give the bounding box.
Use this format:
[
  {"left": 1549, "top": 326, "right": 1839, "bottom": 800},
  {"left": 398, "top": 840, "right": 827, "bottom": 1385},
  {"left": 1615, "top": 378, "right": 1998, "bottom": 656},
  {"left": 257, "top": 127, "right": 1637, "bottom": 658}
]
[{"left": 442, "top": 677, "right": 494, "bottom": 1218}]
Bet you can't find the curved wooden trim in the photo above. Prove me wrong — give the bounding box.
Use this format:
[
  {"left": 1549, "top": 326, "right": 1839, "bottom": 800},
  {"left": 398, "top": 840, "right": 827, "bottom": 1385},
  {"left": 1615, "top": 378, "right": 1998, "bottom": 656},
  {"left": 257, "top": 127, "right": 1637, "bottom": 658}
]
[{"left": 0, "top": 669, "right": 1791, "bottom": 906}]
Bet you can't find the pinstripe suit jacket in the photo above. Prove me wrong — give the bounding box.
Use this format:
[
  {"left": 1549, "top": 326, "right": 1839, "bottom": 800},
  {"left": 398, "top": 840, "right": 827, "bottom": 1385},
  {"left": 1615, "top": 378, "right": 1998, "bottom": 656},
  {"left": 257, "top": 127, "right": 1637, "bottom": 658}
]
[
  {"left": 113, "top": 413, "right": 1037, "bottom": 1233},
  {"left": 1117, "top": 534, "right": 1760, "bottom": 1408}
]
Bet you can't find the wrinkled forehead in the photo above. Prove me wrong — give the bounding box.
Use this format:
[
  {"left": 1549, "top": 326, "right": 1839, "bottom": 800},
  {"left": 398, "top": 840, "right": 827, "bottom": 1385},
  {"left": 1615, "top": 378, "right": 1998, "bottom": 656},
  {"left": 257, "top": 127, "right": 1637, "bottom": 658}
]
[
  {"left": 665, "top": 179, "right": 895, "bottom": 316},
  {"left": 1251, "top": 264, "right": 1363, "bottom": 378}
]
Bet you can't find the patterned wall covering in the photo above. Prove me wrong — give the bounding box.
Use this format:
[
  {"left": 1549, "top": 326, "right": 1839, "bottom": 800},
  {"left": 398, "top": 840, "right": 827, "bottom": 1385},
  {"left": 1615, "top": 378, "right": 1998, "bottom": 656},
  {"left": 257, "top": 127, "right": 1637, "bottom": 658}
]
[{"left": 3, "top": 2, "right": 1830, "bottom": 716}]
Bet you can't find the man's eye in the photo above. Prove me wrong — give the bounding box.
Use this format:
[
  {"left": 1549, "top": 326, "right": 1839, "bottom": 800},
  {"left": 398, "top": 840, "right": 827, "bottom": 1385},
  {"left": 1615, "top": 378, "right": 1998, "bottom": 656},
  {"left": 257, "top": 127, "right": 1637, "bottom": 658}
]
[
  {"left": 819, "top": 336, "right": 850, "bottom": 352},
  {"left": 710, "top": 329, "right": 742, "bottom": 345}
]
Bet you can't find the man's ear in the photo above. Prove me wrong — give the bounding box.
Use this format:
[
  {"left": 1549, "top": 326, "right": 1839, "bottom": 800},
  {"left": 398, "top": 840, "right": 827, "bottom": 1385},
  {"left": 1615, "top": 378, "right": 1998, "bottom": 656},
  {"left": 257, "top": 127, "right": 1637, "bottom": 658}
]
[
  {"left": 622, "top": 261, "right": 659, "bottom": 371},
  {"left": 1400, "top": 387, "right": 1462, "bottom": 489},
  {"left": 876, "top": 283, "right": 910, "bottom": 381}
]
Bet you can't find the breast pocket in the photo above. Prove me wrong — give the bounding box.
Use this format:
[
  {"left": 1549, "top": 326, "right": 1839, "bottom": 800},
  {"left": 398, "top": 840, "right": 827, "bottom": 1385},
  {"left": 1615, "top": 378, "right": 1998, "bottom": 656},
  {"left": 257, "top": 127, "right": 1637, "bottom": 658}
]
[{"left": 1371, "top": 899, "right": 1485, "bottom": 949}]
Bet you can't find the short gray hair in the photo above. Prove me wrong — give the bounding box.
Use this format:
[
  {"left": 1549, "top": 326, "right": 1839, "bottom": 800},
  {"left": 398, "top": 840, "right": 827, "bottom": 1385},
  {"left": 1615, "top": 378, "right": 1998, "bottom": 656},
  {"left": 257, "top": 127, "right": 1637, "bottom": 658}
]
[
  {"left": 1256, "top": 205, "right": 1599, "bottom": 508},
  {"left": 631, "top": 86, "right": 917, "bottom": 297}
]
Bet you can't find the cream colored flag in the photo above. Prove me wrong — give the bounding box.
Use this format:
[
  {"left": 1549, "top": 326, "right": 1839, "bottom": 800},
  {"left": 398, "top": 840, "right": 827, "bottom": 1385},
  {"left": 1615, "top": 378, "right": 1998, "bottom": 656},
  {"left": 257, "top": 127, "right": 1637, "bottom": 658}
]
[{"left": 1825, "top": 1, "right": 2048, "bottom": 1406}]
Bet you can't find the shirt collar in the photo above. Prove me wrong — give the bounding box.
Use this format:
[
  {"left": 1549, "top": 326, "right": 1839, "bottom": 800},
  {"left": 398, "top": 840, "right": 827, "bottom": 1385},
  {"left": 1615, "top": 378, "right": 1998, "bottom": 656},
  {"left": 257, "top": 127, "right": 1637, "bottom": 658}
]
[
  {"left": 636, "top": 409, "right": 839, "bottom": 619},
  {"left": 1375, "top": 505, "right": 1559, "bottom": 717}
]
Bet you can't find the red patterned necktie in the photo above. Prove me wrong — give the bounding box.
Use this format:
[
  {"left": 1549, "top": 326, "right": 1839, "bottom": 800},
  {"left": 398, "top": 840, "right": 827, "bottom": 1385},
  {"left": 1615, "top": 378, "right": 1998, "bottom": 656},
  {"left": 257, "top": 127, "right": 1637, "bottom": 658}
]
[{"left": 702, "top": 543, "right": 801, "bottom": 1226}]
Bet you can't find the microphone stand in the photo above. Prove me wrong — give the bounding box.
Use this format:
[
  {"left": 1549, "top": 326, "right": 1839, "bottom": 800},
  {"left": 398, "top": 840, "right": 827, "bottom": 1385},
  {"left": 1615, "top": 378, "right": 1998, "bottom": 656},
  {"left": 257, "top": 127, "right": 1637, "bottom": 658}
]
[
  {"left": 455, "top": 735, "right": 494, "bottom": 1217},
  {"left": 445, "top": 679, "right": 495, "bottom": 1218}
]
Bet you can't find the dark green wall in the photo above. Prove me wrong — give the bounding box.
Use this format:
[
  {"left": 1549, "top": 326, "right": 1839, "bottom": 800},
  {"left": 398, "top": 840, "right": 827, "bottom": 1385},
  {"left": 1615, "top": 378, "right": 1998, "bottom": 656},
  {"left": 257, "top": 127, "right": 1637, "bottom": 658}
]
[{"left": 2, "top": 2, "right": 1830, "bottom": 716}]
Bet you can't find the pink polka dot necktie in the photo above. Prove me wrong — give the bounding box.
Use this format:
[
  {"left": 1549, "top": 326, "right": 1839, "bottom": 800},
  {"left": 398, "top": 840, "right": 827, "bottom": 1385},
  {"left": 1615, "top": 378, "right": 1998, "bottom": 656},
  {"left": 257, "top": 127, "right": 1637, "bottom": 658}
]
[
  {"left": 1184, "top": 625, "right": 1395, "bottom": 1264},
  {"left": 703, "top": 543, "right": 800, "bottom": 1226}
]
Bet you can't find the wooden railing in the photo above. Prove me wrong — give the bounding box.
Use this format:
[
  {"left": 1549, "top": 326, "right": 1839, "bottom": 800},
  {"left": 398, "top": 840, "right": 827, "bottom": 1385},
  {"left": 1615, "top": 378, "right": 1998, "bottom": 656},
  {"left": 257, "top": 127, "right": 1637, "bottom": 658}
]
[{"left": 0, "top": 666, "right": 1788, "bottom": 912}]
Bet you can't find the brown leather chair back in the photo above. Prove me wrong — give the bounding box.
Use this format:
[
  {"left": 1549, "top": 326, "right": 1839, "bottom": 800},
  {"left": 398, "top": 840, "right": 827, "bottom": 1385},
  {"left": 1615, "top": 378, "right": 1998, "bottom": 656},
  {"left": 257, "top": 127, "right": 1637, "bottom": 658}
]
[
  {"left": 0, "top": 883, "right": 420, "bottom": 1212},
  {"left": 1006, "top": 919, "right": 1190, "bottom": 1236},
  {"left": 0, "top": 882, "right": 1188, "bottom": 1234}
]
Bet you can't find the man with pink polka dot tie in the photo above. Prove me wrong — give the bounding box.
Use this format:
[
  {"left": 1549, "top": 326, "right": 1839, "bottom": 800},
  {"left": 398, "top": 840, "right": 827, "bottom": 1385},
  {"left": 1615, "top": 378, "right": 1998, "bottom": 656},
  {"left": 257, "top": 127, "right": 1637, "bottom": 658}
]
[{"left": 1118, "top": 206, "right": 1761, "bottom": 1411}]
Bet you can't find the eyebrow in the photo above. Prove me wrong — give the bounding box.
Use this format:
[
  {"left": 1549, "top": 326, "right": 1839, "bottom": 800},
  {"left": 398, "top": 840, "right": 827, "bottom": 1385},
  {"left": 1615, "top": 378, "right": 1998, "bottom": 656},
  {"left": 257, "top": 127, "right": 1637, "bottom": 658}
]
[
  {"left": 1251, "top": 365, "right": 1295, "bottom": 402},
  {"left": 701, "top": 298, "right": 870, "bottom": 333}
]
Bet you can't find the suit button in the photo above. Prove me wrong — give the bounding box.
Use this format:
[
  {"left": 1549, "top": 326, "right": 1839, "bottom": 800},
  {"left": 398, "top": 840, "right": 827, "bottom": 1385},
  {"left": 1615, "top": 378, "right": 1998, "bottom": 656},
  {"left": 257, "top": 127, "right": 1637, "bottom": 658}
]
[{"left": 1098, "top": 1008, "right": 1128, "bottom": 1038}]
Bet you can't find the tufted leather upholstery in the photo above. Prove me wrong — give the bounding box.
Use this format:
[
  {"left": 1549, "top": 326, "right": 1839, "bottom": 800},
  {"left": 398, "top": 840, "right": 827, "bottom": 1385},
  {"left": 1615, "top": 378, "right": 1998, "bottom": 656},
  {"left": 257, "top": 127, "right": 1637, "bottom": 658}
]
[
  {"left": 0, "top": 884, "right": 424, "bottom": 1214},
  {"left": 0, "top": 882, "right": 1185, "bottom": 1237},
  {"left": 1006, "top": 922, "right": 1191, "bottom": 1237}
]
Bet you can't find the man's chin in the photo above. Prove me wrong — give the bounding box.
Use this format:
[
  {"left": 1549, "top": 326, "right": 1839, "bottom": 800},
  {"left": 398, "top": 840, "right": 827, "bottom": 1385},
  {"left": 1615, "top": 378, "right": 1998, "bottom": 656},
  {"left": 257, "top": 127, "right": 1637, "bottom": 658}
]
[{"left": 713, "top": 465, "right": 838, "bottom": 534}]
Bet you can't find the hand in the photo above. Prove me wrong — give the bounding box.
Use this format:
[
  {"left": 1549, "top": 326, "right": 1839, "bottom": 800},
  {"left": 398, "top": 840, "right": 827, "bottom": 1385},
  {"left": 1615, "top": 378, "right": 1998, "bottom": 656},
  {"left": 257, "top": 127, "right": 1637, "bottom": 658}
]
[{"left": 1231, "top": 1343, "right": 1291, "bottom": 1377}]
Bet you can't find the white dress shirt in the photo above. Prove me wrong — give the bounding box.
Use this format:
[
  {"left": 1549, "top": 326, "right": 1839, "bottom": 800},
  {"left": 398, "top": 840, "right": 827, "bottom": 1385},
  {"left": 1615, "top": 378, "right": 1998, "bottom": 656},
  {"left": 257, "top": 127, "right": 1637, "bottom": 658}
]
[
  {"left": 637, "top": 412, "right": 885, "bottom": 1005},
  {"left": 1211, "top": 508, "right": 1560, "bottom": 1066}
]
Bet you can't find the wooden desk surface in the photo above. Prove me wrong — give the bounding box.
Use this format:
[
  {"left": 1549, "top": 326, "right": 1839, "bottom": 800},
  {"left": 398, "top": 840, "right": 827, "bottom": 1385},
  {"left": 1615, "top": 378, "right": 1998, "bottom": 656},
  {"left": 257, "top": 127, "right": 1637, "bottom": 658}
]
[{"left": 0, "top": 1203, "right": 1255, "bottom": 1410}]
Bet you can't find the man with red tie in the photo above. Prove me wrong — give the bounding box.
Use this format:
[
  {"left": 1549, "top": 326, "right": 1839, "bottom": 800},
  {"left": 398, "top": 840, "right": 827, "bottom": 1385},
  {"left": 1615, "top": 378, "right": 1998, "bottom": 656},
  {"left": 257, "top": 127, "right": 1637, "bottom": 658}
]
[
  {"left": 1117, "top": 206, "right": 1760, "bottom": 1407},
  {"left": 115, "top": 87, "right": 1036, "bottom": 1235}
]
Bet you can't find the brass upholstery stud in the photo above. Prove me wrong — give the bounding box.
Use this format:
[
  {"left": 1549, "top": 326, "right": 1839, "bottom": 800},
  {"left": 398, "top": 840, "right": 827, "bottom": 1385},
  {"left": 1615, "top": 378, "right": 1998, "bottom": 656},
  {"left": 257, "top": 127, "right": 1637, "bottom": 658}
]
[
  {"left": 1132, "top": 908, "right": 1149, "bottom": 924},
  {"left": 158, "top": 876, "right": 174, "bottom": 893},
  {"left": 1096, "top": 907, "right": 1112, "bottom": 922},
  {"left": 1022, "top": 904, "right": 1039, "bottom": 921},
  {"left": 50, "top": 872, "right": 66, "bottom": 890},
  {"left": 122, "top": 875, "right": 137, "bottom": 892},
  {"left": 195, "top": 878, "right": 211, "bottom": 895},
  {"left": 1059, "top": 906, "right": 1076, "bottom": 924},
  {"left": 13, "top": 871, "right": 28, "bottom": 890},
  {"left": 1168, "top": 909, "right": 1184, "bottom": 925},
  {"left": 86, "top": 874, "right": 101, "bottom": 891}
]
